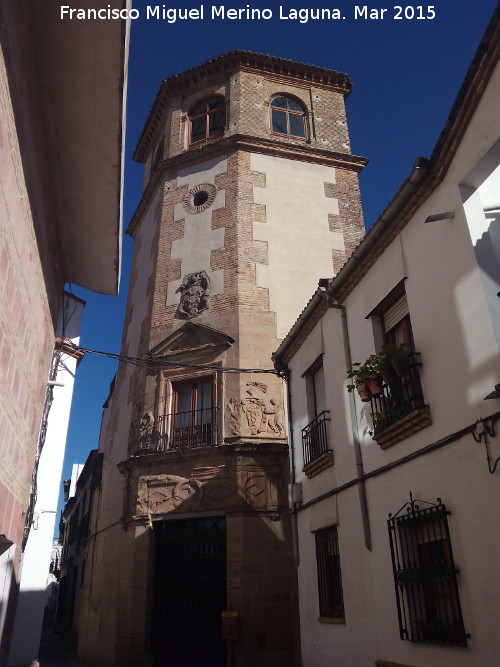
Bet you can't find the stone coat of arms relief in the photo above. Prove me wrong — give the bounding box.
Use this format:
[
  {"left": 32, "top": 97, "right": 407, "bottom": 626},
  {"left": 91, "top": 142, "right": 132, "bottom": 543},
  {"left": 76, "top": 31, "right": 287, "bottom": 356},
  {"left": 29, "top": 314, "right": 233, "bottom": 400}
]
[
  {"left": 227, "top": 382, "right": 285, "bottom": 437},
  {"left": 175, "top": 270, "right": 210, "bottom": 320}
]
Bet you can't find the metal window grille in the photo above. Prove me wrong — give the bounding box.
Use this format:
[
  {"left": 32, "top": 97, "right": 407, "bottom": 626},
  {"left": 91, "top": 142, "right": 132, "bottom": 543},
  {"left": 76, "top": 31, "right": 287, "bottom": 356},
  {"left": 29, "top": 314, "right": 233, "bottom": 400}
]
[
  {"left": 157, "top": 407, "right": 220, "bottom": 451},
  {"left": 315, "top": 525, "right": 344, "bottom": 619},
  {"left": 370, "top": 358, "right": 426, "bottom": 432},
  {"left": 387, "top": 494, "right": 468, "bottom": 647},
  {"left": 302, "top": 410, "right": 331, "bottom": 466}
]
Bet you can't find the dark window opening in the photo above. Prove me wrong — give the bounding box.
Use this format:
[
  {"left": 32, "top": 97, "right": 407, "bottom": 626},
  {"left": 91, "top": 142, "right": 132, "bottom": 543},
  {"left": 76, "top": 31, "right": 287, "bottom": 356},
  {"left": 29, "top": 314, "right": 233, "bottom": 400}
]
[
  {"left": 315, "top": 526, "right": 344, "bottom": 620},
  {"left": 189, "top": 97, "right": 225, "bottom": 145},
  {"left": 388, "top": 497, "right": 468, "bottom": 647},
  {"left": 193, "top": 190, "right": 209, "bottom": 207},
  {"left": 370, "top": 295, "right": 426, "bottom": 434},
  {"left": 158, "top": 377, "right": 219, "bottom": 450}
]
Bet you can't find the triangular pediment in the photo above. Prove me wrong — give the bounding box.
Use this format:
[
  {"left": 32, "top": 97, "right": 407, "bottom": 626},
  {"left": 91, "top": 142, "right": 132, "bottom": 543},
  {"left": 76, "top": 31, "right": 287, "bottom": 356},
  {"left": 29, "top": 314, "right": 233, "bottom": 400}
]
[{"left": 149, "top": 322, "right": 235, "bottom": 363}]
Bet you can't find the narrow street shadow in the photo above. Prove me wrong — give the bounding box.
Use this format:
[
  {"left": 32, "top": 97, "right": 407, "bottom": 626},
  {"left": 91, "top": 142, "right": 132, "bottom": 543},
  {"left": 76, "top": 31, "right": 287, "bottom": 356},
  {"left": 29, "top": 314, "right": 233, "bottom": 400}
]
[{"left": 38, "top": 613, "right": 87, "bottom": 667}]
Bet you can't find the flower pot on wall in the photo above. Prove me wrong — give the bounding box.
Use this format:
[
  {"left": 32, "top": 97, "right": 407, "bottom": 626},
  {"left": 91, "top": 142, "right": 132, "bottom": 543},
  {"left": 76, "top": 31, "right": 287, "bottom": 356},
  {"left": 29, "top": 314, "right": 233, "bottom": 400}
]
[
  {"left": 392, "top": 356, "right": 411, "bottom": 379},
  {"left": 367, "top": 378, "right": 384, "bottom": 397},
  {"left": 356, "top": 382, "right": 371, "bottom": 402}
]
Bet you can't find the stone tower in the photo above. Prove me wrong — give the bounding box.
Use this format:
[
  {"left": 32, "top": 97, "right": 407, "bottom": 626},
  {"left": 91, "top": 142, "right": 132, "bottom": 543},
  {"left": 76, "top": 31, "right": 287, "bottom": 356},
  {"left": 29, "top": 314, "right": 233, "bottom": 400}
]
[{"left": 80, "top": 52, "right": 366, "bottom": 667}]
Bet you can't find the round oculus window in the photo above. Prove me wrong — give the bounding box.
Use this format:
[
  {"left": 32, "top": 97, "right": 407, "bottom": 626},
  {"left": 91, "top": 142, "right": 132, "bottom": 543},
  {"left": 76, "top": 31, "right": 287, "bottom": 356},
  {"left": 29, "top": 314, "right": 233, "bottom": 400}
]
[{"left": 182, "top": 183, "right": 217, "bottom": 214}]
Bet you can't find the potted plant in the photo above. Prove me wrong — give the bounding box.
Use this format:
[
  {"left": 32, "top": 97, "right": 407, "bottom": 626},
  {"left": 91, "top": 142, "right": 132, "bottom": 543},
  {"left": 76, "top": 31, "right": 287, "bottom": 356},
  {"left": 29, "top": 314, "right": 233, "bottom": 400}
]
[
  {"left": 347, "top": 363, "right": 371, "bottom": 402},
  {"left": 370, "top": 411, "right": 388, "bottom": 435},
  {"left": 379, "top": 342, "right": 412, "bottom": 379},
  {"left": 347, "top": 356, "right": 383, "bottom": 401},
  {"left": 364, "top": 354, "right": 384, "bottom": 397}
]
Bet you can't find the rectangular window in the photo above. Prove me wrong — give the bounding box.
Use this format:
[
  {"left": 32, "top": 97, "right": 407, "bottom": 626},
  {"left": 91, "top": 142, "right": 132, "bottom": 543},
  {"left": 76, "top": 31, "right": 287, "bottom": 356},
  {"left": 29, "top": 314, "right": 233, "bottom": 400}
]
[
  {"left": 315, "top": 526, "right": 344, "bottom": 620},
  {"left": 388, "top": 499, "right": 468, "bottom": 647},
  {"left": 302, "top": 359, "right": 331, "bottom": 469},
  {"left": 170, "top": 377, "right": 217, "bottom": 448},
  {"left": 368, "top": 287, "right": 430, "bottom": 445}
]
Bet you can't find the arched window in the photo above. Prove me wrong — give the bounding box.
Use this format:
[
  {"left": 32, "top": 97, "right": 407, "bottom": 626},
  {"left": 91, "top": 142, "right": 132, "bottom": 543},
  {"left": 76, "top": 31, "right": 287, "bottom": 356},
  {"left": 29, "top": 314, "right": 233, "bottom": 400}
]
[
  {"left": 189, "top": 97, "right": 226, "bottom": 145},
  {"left": 270, "top": 95, "right": 307, "bottom": 138}
]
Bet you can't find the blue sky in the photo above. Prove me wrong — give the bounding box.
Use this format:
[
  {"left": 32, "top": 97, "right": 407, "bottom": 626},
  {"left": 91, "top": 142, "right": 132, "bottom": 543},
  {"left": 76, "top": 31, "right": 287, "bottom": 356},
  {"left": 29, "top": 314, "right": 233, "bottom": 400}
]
[{"left": 60, "top": 0, "right": 497, "bottom": 499}]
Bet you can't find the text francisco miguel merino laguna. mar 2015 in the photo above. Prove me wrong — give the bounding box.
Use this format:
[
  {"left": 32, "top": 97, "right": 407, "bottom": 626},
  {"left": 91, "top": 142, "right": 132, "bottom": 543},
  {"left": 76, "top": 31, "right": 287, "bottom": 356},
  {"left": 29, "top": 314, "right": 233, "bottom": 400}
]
[{"left": 60, "top": 4, "right": 438, "bottom": 23}]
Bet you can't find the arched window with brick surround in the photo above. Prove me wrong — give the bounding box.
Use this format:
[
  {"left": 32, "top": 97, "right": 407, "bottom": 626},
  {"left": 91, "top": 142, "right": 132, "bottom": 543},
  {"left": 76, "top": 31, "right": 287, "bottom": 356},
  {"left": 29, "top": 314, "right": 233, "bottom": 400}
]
[
  {"left": 189, "top": 97, "right": 226, "bottom": 145},
  {"left": 270, "top": 95, "right": 307, "bottom": 138}
]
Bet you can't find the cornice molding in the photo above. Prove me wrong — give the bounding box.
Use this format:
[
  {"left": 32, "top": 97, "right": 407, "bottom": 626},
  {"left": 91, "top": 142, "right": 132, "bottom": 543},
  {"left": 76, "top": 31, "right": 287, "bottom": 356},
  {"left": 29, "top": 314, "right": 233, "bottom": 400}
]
[{"left": 127, "top": 133, "right": 368, "bottom": 236}]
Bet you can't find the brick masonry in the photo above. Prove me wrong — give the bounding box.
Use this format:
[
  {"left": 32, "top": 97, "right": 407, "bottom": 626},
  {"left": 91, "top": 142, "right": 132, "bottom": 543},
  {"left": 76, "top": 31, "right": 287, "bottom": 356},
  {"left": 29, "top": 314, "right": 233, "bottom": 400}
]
[{"left": 0, "top": 11, "right": 64, "bottom": 552}]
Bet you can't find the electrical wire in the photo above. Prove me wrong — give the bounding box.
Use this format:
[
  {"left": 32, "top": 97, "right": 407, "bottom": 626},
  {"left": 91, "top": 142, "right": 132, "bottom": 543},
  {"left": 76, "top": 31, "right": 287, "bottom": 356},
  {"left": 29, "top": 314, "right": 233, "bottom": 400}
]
[{"left": 62, "top": 340, "right": 278, "bottom": 375}]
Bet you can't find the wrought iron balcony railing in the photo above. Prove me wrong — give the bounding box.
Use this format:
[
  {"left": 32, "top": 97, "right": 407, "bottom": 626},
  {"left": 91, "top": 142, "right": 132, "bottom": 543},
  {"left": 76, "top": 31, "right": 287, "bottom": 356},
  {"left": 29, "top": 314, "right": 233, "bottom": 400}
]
[
  {"left": 157, "top": 407, "right": 220, "bottom": 451},
  {"left": 370, "top": 361, "right": 425, "bottom": 434},
  {"left": 302, "top": 410, "right": 331, "bottom": 467}
]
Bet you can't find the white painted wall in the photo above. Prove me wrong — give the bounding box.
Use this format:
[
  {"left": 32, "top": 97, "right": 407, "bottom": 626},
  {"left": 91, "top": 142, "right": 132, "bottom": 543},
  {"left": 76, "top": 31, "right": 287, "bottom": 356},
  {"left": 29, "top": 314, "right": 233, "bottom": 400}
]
[
  {"left": 251, "top": 153, "right": 342, "bottom": 339},
  {"left": 69, "top": 463, "right": 84, "bottom": 499},
  {"left": 167, "top": 156, "right": 227, "bottom": 303},
  {"left": 8, "top": 293, "right": 84, "bottom": 666}
]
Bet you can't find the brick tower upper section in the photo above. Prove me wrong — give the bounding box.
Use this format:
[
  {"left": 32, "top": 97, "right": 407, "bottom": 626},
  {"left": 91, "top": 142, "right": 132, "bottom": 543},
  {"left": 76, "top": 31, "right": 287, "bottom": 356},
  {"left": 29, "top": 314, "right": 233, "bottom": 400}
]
[{"left": 128, "top": 51, "right": 367, "bottom": 349}]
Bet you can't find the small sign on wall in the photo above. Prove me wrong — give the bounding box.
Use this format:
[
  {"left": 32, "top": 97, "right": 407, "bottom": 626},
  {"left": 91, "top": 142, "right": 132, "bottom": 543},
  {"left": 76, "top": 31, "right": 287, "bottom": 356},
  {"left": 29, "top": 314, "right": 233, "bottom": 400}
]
[
  {"left": 227, "top": 559, "right": 241, "bottom": 573},
  {"left": 222, "top": 611, "right": 239, "bottom": 640}
]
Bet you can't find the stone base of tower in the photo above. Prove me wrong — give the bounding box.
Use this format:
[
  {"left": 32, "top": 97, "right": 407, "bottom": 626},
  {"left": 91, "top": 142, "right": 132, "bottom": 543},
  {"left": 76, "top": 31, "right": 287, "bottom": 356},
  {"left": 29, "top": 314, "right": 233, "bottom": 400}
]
[{"left": 115, "top": 442, "right": 301, "bottom": 667}]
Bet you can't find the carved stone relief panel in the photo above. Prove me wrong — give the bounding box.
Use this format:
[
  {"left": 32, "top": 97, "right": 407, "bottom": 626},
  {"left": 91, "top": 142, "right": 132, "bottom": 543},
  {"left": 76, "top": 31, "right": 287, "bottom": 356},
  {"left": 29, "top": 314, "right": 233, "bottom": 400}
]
[
  {"left": 243, "top": 470, "right": 279, "bottom": 511},
  {"left": 137, "top": 474, "right": 203, "bottom": 515},
  {"left": 134, "top": 460, "right": 279, "bottom": 517},
  {"left": 175, "top": 270, "right": 210, "bottom": 320},
  {"left": 227, "top": 382, "right": 285, "bottom": 437}
]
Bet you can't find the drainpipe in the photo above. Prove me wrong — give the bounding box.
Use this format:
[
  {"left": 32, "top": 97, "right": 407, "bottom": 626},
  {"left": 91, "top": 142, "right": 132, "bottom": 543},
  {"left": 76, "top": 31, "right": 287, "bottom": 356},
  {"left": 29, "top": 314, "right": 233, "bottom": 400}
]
[
  {"left": 286, "top": 371, "right": 301, "bottom": 566},
  {"left": 272, "top": 355, "right": 300, "bottom": 566},
  {"left": 328, "top": 299, "right": 372, "bottom": 551}
]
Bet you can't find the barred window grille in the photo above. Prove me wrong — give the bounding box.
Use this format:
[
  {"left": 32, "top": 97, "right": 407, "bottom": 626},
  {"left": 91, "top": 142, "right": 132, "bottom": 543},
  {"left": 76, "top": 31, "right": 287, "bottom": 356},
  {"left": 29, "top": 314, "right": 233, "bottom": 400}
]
[
  {"left": 315, "top": 526, "right": 344, "bottom": 619},
  {"left": 387, "top": 495, "right": 468, "bottom": 647}
]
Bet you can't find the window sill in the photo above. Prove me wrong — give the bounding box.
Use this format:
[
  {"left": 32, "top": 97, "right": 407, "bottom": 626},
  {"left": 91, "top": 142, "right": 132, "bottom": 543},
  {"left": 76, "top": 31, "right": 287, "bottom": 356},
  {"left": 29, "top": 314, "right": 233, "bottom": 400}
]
[
  {"left": 303, "top": 450, "right": 334, "bottom": 478},
  {"left": 188, "top": 133, "right": 224, "bottom": 148},
  {"left": 318, "top": 616, "right": 345, "bottom": 625},
  {"left": 270, "top": 131, "right": 308, "bottom": 142},
  {"left": 373, "top": 407, "right": 432, "bottom": 450}
]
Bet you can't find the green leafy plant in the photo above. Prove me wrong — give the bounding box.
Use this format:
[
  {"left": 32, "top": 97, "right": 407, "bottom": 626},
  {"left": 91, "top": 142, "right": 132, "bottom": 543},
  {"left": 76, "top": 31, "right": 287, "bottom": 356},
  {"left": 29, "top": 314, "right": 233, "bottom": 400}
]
[
  {"left": 346, "top": 355, "right": 380, "bottom": 392},
  {"left": 379, "top": 342, "right": 411, "bottom": 362},
  {"left": 371, "top": 411, "right": 388, "bottom": 435}
]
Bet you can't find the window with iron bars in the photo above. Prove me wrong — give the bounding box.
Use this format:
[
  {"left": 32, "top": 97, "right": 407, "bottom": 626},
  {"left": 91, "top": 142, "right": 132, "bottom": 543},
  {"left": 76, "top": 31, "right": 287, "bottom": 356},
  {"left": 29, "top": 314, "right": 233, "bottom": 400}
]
[
  {"left": 315, "top": 525, "right": 345, "bottom": 620},
  {"left": 387, "top": 495, "right": 468, "bottom": 647}
]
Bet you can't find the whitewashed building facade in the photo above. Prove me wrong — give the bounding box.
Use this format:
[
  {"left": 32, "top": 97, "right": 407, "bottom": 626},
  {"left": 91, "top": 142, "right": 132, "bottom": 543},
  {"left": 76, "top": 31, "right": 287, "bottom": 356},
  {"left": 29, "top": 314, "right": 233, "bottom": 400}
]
[{"left": 273, "top": 11, "right": 500, "bottom": 667}]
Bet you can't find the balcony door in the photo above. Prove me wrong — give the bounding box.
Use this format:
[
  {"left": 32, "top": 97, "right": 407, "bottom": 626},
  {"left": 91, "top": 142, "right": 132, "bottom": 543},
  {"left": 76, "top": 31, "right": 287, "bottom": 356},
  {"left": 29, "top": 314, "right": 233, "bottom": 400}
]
[{"left": 172, "top": 377, "right": 213, "bottom": 448}]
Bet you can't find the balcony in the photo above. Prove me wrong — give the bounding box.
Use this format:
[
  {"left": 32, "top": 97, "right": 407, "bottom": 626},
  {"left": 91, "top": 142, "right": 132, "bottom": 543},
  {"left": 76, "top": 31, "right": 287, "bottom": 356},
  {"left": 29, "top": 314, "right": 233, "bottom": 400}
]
[
  {"left": 301, "top": 411, "right": 333, "bottom": 478},
  {"left": 156, "top": 407, "right": 221, "bottom": 452},
  {"left": 370, "top": 363, "right": 431, "bottom": 449}
]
